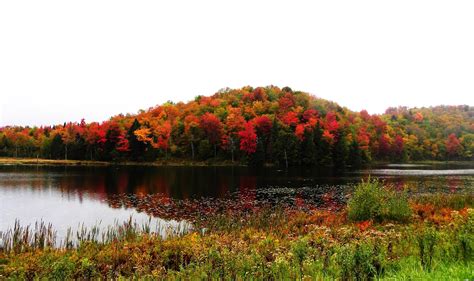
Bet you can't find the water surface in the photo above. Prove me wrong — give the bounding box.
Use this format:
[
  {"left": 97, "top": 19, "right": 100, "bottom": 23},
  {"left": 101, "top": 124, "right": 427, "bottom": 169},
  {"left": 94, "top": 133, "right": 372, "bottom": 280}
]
[{"left": 1, "top": 163, "right": 473, "bottom": 237}]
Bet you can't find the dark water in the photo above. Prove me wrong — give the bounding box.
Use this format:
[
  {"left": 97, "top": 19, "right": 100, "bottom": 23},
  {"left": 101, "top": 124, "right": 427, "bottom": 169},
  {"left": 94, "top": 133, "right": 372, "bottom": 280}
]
[{"left": 1, "top": 163, "right": 473, "bottom": 237}]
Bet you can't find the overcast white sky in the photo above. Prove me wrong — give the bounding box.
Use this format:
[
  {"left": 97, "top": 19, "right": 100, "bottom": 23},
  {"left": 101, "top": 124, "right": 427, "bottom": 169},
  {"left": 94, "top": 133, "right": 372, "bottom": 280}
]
[{"left": 1, "top": 1, "right": 473, "bottom": 126}]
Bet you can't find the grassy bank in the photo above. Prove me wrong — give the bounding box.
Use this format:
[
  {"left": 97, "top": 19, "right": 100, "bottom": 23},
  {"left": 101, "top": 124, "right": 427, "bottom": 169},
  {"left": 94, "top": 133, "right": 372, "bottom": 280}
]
[
  {"left": 0, "top": 181, "right": 473, "bottom": 279},
  {"left": 0, "top": 157, "right": 246, "bottom": 167},
  {"left": 2, "top": 157, "right": 472, "bottom": 169}
]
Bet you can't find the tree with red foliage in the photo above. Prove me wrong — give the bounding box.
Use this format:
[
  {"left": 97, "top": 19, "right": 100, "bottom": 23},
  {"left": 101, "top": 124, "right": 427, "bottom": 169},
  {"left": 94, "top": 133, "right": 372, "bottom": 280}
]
[
  {"left": 446, "top": 133, "right": 462, "bottom": 159},
  {"left": 83, "top": 122, "right": 106, "bottom": 160},
  {"left": 155, "top": 121, "right": 172, "bottom": 152},
  {"left": 281, "top": 111, "right": 299, "bottom": 127},
  {"left": 324, "top": 112, "right": 339, "bottom": 132},
  {"left": 200, "top": 113, "right": 223, "bottom": 157},
  {"left": 357, "top": 128, "right": 370, "bottom": 151},
  {"left": 378, "top": 134, "right": 392, "bottom": 159},
  {"left": 295, "top": 124, "right": 305, "bottom": 141},
  {"left": 116, "top": 135, "right": 130, "bottom": 152},
  {"left": 278, "top": 93, "right": 295, "bottom": 112},
  {"left": 252, "top": 87, "right": 267, "bottom": 101},
  {"left": 372, "top": 115, "right": 387, "bottom": 134},
  {"left": 322, "top": 130, "right": 335, "bottom": 144},
  {"left": 238, "top": 122, "right": 257, "bottom": 155},
  {"left": 302, "top": 109, "right": 318, "bottom": 122},
  {"left": 392, "top": 135, "right": 404, "bottom": 161},
  {"left": 252, "top": 116, "right": 272, "bottom": 136},
  {"left": 360, "top": 110, "right": 370, "bottom": 121}
]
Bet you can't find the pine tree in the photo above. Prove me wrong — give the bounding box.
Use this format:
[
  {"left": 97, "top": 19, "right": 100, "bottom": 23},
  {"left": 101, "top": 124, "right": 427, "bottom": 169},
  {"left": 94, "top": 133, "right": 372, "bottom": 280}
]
[
  {"left": 314, "top": 121, "right": 331, "bottom": 166},
  {"left": 348, "top": 139, "right": 362, "bottom": 168},
  {"left": 301, "top": 129, "right": 317, "bottom": 166},
  {"left": 250, "top": 136, "right": 265, "bottom": 167},
  {"left": 69, "top": 133, "right": 86, "bottom": 160},
  {"left": 127, "top": 119, "right": 146, "bottom": 161},
  {"left": 332, "top": 129, "right": 348, "bottom": 170},
  {"left": 50, "top": 134, "right": 64, "bottom": 160}
]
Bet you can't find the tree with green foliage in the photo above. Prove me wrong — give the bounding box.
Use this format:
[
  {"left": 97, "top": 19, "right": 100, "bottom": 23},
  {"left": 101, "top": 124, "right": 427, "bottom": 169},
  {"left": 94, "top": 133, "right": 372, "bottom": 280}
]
[
  {"left": 314, "top": 122, "right": 332, "bottom": 166},
  {"left": 301, "top": 129, "right": 317, "bottom": 166},
  {"left": 348, "top": 139, "right": 362, "bottom": 168},
  {"left": 333, "top": 129, "right": 349, "bottom": 170},
  {"left": 273, "top": 127, "right": 299, "bottom": 168},
  {"left": 50, "top": 134, "right": 64, "bottom": 160}
]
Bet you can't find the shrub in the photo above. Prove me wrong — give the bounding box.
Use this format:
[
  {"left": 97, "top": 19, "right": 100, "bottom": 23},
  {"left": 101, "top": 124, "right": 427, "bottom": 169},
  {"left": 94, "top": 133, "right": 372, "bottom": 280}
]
[{"left": 348, "top": 179, "right": 411, "bottom": 222}]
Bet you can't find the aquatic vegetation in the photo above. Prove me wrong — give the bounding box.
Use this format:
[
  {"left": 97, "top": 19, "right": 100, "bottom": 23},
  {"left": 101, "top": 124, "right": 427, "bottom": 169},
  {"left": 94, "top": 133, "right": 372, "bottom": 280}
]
[{"left": 0, "top": 218, "right": 192, "bottom": 254}]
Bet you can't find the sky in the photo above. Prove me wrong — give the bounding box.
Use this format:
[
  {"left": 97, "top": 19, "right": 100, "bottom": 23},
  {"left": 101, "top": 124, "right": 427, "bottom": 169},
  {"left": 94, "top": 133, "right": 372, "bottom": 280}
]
[{"left": 1, "top": 1, "right": 473, "bottom": 127}]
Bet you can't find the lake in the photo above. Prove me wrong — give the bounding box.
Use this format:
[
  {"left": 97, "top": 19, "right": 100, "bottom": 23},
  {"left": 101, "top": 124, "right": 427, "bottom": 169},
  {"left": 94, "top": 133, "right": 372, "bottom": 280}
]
[{"left": 1, "top": 163, "right": 473, "bottom": 240}]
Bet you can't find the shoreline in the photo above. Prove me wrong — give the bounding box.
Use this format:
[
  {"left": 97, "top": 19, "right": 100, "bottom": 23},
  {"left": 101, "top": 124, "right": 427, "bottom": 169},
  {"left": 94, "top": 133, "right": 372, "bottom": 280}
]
[
  {"left": 0, "top": 157, "right": 471, "bottom": 168},
  {"left": 0, "top": 157, "right": 247, "bottom": 168}
]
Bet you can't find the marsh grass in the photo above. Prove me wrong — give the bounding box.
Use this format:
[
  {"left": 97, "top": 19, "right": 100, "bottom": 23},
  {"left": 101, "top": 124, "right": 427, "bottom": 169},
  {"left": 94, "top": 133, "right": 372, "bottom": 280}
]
[
  {"left": 0, "top": 217, "right": 192, "bottom": 254},
  {"left": 413, "top": 193, "right": 474, "bottom": 210},
  {"left": 348, "top": 179, "right": 412, "bottom": 223}
]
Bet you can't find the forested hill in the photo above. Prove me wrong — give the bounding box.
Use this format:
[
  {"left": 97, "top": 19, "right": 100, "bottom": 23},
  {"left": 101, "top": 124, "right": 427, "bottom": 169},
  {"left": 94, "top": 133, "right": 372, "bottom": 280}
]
[{"left": 0, "top": 86, "right": 473, "bottom": 166}]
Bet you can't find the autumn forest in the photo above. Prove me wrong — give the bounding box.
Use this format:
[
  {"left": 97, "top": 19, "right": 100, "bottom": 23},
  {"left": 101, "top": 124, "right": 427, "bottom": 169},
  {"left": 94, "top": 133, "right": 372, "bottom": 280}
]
[{"left": 1, "top": 86, "right": 471, "bottom": 166}]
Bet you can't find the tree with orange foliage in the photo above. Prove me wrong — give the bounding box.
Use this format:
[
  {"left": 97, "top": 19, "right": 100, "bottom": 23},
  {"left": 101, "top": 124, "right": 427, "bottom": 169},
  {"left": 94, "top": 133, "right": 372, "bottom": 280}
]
[
  {"left": 184, "top": 115, "right": 201, "bottom": 159},
  {"left": 60, "top": 122, "right": 77, "bottom": 160}
]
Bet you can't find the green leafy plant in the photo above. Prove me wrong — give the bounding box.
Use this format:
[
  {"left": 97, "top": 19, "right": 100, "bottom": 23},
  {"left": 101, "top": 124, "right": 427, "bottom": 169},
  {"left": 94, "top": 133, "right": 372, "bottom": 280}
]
[{"left": 348, "top": 179, "right": 411, "bottom": 222}]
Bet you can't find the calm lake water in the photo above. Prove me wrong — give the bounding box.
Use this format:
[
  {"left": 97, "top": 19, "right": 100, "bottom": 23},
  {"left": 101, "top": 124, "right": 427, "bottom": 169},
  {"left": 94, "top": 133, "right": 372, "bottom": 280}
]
[{"left": 1, "top": 163, "right": 473, "bottom": 238}]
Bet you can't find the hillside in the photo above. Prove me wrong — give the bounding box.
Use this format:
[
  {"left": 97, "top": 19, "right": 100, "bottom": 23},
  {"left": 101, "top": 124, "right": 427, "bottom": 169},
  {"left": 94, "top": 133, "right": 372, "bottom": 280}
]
[{"left": 0, "top": 86, "right": 473, "bottom": 166}]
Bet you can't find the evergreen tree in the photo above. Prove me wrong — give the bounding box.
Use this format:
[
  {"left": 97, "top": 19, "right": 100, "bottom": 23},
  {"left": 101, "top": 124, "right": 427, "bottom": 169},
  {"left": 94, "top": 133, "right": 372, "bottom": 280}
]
[
  {"left": 332, "top": 129, "right": 348, "bottom": 170},
  {"left": 127, "top": 119, "right": 146, "bottom": 161},
  {"left": 348, "top": 139, "right": 362, "bottom": 168},
  {"left": 314, "top": 122, "right": 331, "bottom": 166},
  {"left": 250, "top": 136, "right": 265, "bottom": 167},
  {"left": 69, "top": 133, "right": 86, "bottom": 160},
  {"left": 104, "top": 125, "right": 121, "bottom": 161},
  {"left": 268, "top": 117, "right": 280, "bottom": 163},
  {"left": 50, "top": 134, "right": 64, "bottom": 160},
  {"left": 301, "top": 129, "right": 317, "bottom": 166}
]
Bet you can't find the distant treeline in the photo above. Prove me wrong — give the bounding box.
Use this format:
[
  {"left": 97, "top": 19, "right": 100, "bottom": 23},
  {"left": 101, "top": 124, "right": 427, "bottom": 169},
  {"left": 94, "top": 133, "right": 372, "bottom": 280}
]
[{"left": 0, "top": 86, "right": 472, "bottom": 166}]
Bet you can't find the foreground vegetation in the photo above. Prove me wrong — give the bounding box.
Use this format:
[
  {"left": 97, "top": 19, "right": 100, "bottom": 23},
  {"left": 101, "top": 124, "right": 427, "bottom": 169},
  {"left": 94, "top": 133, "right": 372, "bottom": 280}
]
[{"left": 0, "top": 181, "right": 473, "bottom": 279}]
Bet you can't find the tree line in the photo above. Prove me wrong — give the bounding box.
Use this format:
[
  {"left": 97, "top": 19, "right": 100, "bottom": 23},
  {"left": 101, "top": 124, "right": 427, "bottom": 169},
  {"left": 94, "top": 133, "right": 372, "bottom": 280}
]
[{"left": 0, "top": 86, "right": 472, "bottom": 167}]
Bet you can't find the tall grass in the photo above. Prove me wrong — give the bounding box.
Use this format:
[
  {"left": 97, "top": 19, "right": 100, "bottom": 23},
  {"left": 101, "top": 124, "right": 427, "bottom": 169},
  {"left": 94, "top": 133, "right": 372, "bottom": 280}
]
[
  {"left": 0, "top": 220, "right": 56, "bottom": 254},
  {"left": 348, "top": 179, "right": 412, "bottom": 222},
  {"left": 0, "top": 217, "right": 193, "bottom": 254}
]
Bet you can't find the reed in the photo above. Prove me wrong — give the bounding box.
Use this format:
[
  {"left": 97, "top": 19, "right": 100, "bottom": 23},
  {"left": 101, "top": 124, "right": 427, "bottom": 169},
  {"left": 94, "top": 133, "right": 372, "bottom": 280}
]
[{"left": 0, "top": 217, "right": 193, "bottom": 254}]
